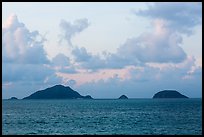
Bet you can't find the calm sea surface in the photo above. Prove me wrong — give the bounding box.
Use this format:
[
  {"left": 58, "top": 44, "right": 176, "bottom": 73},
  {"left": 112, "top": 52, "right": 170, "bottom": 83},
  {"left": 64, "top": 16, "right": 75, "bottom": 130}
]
[{"left": 2, "top": 99, "right": 202, "bottom": 135}]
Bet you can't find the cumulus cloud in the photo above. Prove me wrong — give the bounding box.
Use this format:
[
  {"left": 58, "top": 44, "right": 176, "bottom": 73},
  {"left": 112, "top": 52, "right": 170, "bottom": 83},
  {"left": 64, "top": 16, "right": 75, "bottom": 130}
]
[
  {"left": 3, "top": 5, "right": 201, "bottom": 99},
  {"left": 135, "top": 2, "right": 202, "bottom": 35},
  {"left": 52, "top": 53, "right": 70, "bottom": 67},
  {"left": 72, "top": 46, "right": 92, "bottom": 62},
  {"left": 116, "top": 22, "right": 187, "bottom": 63},
  {"left": 59, "top": 18, "right": 89, "bottom": 46},
  {"left": 104, "top": 52, "right": 141, "bottom": 69},
  {"left": 68, "top": 2, "right": 202, "bottom": 70},
  {"left": 2, "top": 15, "right": 63, "bottom": 97},
  {"left": 51, "top": 53, "right": 78, "bottom": 74},
  {"left": 70, "top": 46, "right": 106, "bottom": 70},
  {"left": 70, "top": 19, "right": 187, "bottom": 70},
  {"left": 71, "top": 46, "right": 139, "bottom": 70},
  {"left": 2, "top": 14, "right": 49, "bottom": 64}
]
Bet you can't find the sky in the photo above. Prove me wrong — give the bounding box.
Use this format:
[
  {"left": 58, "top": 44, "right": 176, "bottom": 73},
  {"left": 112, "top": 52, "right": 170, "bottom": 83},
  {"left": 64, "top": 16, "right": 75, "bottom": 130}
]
[{"left": 2, "top": 2, "right": 202, "bottom": 99}]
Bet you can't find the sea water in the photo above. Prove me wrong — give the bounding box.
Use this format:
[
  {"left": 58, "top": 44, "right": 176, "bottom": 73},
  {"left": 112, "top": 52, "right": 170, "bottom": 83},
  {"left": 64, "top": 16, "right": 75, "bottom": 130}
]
[{"left": 2, "top": 99, "right": 202, "bottom": 135}]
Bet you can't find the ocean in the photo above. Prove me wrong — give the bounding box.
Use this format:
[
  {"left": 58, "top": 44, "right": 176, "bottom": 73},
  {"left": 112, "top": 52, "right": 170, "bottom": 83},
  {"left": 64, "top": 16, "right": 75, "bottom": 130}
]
[{"left": 2, "top": 98, "right": 202, "bottom": 135}]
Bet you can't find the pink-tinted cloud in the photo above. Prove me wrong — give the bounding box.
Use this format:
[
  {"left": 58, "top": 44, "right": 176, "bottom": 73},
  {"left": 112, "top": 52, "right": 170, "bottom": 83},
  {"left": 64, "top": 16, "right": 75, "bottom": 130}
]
[{"left": 56, "top": 67, "right": 133, "bottom": 86}]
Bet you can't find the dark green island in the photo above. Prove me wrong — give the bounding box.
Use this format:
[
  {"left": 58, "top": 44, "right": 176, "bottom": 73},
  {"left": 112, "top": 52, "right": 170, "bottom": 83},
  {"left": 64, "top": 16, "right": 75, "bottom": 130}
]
[
  {"left": 153, "top": 90, "right": 189, "bottom": 99},
  {"left": 23, "top": 85, "right": 93, "bottom": 99}
]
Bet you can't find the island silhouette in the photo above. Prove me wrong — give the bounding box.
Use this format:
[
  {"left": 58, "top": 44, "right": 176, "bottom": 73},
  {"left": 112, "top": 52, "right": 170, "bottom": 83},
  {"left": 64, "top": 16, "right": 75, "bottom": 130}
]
[
  {"left": 153, "top": 90, "right": 188, "bottom": 98},
  {"left": 118, "top": 95, "right": 128, "bottom": 99},
  {"left": 9, "top": 97, "right": 18, "bottom": 100},
  {"left": 20, "top": 85, "right": 189, "bottom": 100},
  {"left": 23, "top": 85, "right": 93, "bottom": 99}
]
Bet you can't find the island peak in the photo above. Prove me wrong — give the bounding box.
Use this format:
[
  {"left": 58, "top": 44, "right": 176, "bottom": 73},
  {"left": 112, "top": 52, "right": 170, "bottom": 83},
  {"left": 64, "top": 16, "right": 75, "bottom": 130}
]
[{"left": 23, "top": 85, "right": 93, "bottom": 100}]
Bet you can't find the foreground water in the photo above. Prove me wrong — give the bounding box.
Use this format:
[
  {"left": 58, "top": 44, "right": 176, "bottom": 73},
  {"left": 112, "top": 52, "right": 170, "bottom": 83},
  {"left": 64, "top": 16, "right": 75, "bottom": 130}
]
[{"left": 2, "top": 99, "right": 202, "bottom": 135}]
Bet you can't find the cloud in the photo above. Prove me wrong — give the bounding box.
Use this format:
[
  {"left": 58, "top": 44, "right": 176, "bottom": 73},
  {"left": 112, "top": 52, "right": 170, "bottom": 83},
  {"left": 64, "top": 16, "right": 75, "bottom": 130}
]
[
  {"left": 2, "top": 14, "right": 53, "bottom": 82},
  {"left": 135, "top": 2, "right": 202, "bottom": 35},
  {"left": 43, "top": 73, "right": 63, "bottom": 85},
  {"left": 71, "top": 46, "right": 139, "bottom": 70},
  {"left": 104, "top": 52, "right": 141, "bottom": 69},
  {"left": 59, "top": 17, "right": 186, "bottom": 71},
  {"left": 59, "top": 18, "right": 89, "bottom": 46},
  {"left": 2, "top": 14, "right": 64, "bottom": 99},
  {"left": 76, "top": 56, "right": 201, "bottom": 98},
  {"left": 58, "top": 67, "right": 78, "bottom": 74},
  {"left": 58, "top": 12, "right": 188, "bottom": 71},
  {"left": 51, "top": 53, "right": 78, "bottom": 74},
  {"left": 2, "top": 63, "right": 54, "bottom": 83},
  {"left": 66, "top": 79, "right": 77, "bottom": 87},
  {"left": 2, "top": 14, "right": 49, "bottom": 64},
  {"left": 52, "top": 53, "right": 70, "bottom": 67},
  {"left": 116, "top": 22, "right": 187, "bottom": 63},
  {"left": 71, "top": 46, "right": 106, "bottom": 70},
  {"left": 57, "top": 66, "right": 132, "bottom": 87},
  {"left": 2, "top": 12, "right": 201, "bottom": 99},
  {"left": 72, "top": 46, "right": 92, "bottom": 62},
  {"left": 70, "top": 19, "right": 187, "bottom": 71}
]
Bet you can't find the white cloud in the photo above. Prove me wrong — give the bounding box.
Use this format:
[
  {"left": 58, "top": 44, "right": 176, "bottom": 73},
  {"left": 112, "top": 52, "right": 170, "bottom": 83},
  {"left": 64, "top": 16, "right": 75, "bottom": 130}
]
[
  {"left": 2, "top": 15, "right": 64, "bottom": 98},
  {"left": 117, "top": 22, "right": 187, "bottom": 63},
  {"left": 2, "top": 14, "right": 49, "bottom": 64},
  {"left": 69, "top": 18, "right": 187, "bottom": 70},
  {"left": 2, "top": 14, "right": 53, "bottom": 82}
]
